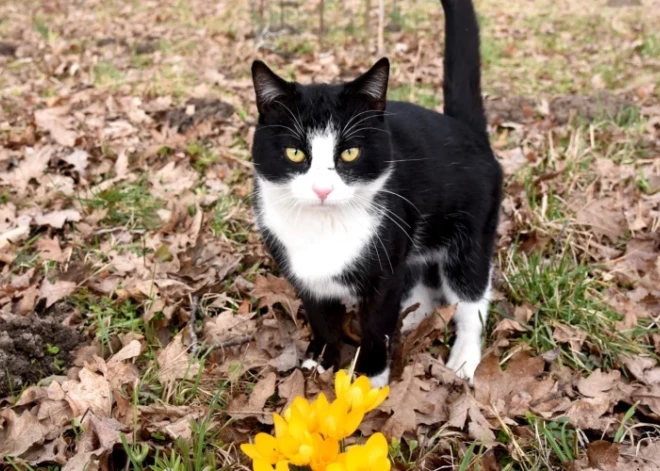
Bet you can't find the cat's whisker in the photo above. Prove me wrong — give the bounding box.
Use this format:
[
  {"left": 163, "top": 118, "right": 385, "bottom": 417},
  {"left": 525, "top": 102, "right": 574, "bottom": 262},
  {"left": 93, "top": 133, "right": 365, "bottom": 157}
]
[
  {"left": 379, "top": 189, "right": 424, "bottom": 217},
  {"left": 373, "top": 231, "right": 394, "bottom": 274},
  {"left": 354, "top": 194, "right": 410, "bottom": 228},
  {"left": 274, "top": 100, "right": 306, "bottom": 137},
  {"left": 343, "top": 126, "right": 391, "bottom": 141},
  {"left": 341, "top": 111, "right": 394, "bottom": 138},
  {"left": 256, "top": 124, "right": 303, "bottom": 141},
  {"left": 341, "top": 109, "right": 393, "bottom": 137},
  {"left": 384, "top": 159, "right": 431, "bottom": 163}
]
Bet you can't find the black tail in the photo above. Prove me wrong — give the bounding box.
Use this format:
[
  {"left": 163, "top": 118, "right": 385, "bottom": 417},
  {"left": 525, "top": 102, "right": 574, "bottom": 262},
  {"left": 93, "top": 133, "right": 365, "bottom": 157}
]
[{"left": 440, "top": 0, "right": 487, "bottom": 135}]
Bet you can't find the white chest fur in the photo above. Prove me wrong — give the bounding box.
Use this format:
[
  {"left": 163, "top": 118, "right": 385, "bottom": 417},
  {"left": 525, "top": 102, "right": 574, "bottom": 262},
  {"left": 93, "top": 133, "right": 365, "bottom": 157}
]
[{"left": 257, "top": 180, "right": 381, "bottom": 300}]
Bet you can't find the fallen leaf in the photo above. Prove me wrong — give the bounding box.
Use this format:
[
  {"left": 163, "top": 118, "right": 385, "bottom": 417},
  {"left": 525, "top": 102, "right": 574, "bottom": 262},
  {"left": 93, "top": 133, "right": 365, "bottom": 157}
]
[
  {"left": 577, "top": 370, "right": 621, "bottom": 398},
  {"left": 40, "top": 278, "right": 77, "bottom": 308},
  {"left": 576, "top": 198, "right": 626, "bottom": 242},
  {"left": 474, "top": 350, "right": 555, "bottom": 417},
  {"left": 269, "top": 343, "right": 298, "bottom": 372},
  {"left": 35, "top": 106, "right": 77, "bottom": 147},
  {"left": 378, "top": 363, "right": 437, "bottom": 437},
  {"left": 157, "top": 334, "right": 200, "bottom": 385},
  {"left": 253, "top": 274, "right": 302, "bottom": 322},
  {"left": 35, "top": 209, "right": 81, "bottom": 229},
  {"left": 279, "top": 369, "right": 306, "bottom": 411},
  {"left": 63, "top": 149, "right": 89, "bottom": 173},
  {"left": 36, "top": 237, "right": 67, "bottom": 263},
  {"left": 203, "top": 311, "right": 257, "bottom": 345},
  {"left": 587, "top": 440, "right": 620, "bottom": 470},
  {"left": 62, "top": 365, "right": 113, "bottom": 417},
  {"left": 0, "top": 409, "right": 47, "bottom": 457},
  {"left": 228, "top": 372, "right": 277, "bottom": 424},
  {"left": 553, "top": 324, "right": 588, "bottom": 352}
]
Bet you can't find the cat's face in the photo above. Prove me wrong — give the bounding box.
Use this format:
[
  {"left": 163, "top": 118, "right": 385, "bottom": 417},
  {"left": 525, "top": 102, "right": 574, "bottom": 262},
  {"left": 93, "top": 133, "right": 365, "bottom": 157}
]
[{"left": 251, "top": 59, "right": 392, "bottom": 209}]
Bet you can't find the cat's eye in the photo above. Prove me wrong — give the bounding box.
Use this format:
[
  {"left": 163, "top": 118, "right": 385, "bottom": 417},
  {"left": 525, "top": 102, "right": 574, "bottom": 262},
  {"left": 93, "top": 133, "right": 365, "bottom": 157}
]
[
  {"left": 285, "top": 148, "right": 306, "bottom": 163},
  {"left": 340, "top": 148, "right": 360, "bottom": 162}
]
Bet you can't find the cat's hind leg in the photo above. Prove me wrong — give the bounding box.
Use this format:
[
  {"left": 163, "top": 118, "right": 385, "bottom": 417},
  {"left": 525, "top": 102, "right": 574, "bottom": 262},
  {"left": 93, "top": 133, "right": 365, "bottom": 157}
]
[
  {"left": 441, "top": 250, "right": 492, "bottom": 385},
  {"left": 400, "top": 262, "right": 440, "bottom": 332}
]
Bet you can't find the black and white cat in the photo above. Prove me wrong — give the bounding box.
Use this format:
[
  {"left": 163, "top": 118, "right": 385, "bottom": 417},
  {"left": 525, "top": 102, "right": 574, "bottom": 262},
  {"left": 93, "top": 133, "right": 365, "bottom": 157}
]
[{"left": 250, "top": 0, "right": 502, "bottom": 386}]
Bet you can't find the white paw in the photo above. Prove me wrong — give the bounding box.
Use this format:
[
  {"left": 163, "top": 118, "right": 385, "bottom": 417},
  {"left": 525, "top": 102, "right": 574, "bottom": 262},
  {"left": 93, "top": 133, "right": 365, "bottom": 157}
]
[
  {"left": 446, "top": 336, "right": 482, "bottom": 386},
  {"left": 368, "top": 367, "right": 390, "bottom": 388},
  {"left": 301, "top": 359, "right": 326, "bottom": 374}
]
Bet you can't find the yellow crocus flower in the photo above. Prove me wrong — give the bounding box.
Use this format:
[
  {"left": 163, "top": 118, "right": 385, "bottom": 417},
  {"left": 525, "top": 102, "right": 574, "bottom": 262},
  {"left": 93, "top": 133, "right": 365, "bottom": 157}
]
[
  {"left": 283, "top": 396, "right": 321, "bottom": 434},
  {"left": 334, "top": 370, "right": 390, "bottom": 413},
  {"left": 253, "top": 459, "right": 290, "bottom": 471},
  {"left": 315, "top": 393, "right": 365, "bottom": 441},
  {"left": 241, "top": 433, "right": 283, "bottom": 465},
  {"left": 273, "top": 413, "right": 316, "bottom": 466},
  {"left": 325, "top": 433, "right": 391, "bottom": 471}
]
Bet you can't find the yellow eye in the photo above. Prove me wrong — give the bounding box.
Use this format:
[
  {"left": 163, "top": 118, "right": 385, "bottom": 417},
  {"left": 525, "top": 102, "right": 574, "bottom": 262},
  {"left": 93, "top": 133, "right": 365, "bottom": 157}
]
[
  {"left": 285, "top": 148, "right": 306, "bottom": 162},
  {"left": 341, "top": 148, "right": 360, "bottom": 162}
]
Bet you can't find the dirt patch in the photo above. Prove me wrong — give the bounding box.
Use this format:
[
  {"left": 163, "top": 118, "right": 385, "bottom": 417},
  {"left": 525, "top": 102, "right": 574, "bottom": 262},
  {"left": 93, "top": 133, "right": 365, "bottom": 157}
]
[
  {"left": 0, "top": 315, "right": 81, "bottom": 399},
  {"left": 158, "top": 97, "right": 235, "bottom": 133},
  {"left": 486, "top": 92, "right": 637, "bottom": 125}
]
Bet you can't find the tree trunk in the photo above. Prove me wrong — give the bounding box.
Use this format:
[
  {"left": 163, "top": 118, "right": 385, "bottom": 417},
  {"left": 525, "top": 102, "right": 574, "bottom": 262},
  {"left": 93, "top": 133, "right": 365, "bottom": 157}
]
[{"left": 377, "top": 0, "right": 384, "bottom": 55}]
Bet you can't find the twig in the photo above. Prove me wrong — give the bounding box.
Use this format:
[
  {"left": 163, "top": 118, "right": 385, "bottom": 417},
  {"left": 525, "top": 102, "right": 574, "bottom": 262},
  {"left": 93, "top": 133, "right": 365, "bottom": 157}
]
[
  {"left": 211, "top": 335, "right": 255, "bottom": 350},
  {"left": 188, "top": 295, "right": 200, "bottom": 354}
]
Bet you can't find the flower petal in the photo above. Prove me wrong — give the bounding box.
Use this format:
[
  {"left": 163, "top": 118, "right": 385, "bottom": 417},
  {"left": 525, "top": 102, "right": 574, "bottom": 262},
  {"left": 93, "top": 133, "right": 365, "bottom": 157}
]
[
  {"left": 335, "top": 370, "right": 350, "bottom": 398},
  {"left": 253, "top": 459, "right": 275, "bottom": 471}
]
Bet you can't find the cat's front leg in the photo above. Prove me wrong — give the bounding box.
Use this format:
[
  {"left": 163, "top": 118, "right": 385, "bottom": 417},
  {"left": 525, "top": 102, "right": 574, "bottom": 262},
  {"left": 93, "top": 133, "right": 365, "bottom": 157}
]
[
  {"left": 300, "top": 296, "right": 344, "bottom": 372},
  {"left": 356, "top": 277, "right": 405, "bottom": 387}
]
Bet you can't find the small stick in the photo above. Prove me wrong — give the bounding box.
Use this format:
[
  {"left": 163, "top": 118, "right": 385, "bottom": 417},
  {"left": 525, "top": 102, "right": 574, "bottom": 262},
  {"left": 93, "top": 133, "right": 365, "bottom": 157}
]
[
  {"left": 211, "top": 335, "right": 255, "bottom": 350},
  {"left": 188, "top": 295, "right": 200, "bottom": 354}
]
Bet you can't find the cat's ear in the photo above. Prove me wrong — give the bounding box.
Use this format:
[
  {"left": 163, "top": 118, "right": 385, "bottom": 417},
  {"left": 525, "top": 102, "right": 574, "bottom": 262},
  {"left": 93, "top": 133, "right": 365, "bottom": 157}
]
[
  {"left": 347, "top": 57, "right": 390, "bottom": 110},
  {"left": 252, "top": 60, "right": 291, "bottom": 114}
]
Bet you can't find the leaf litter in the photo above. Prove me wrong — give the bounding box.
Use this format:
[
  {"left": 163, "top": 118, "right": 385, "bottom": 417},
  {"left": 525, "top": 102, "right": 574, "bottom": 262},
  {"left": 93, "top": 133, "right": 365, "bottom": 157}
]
[{"left": 1, "top": 0, "right": 660, "bottom": 469}]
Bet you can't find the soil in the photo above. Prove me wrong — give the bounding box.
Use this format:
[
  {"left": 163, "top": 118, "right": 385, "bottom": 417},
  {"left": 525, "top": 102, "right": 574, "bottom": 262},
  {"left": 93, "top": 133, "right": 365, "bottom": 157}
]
[
  {"left": 486, "top": 91, "right": 636, "bottom": 125},
  {"left": 160, "top": 97, "right": 235, "bottom": 133},
  {"left": 0, "top": 315, "right": 81, "bottom": 399}
]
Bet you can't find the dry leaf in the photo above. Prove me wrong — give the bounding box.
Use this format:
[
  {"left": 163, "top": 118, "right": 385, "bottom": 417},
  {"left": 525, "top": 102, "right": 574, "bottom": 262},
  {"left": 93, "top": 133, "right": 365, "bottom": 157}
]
[
  {"left": 39, "top": 278, "right": 77, "bottom": 308},
  {"left": 35, "top": 106, "right": 77, "bottom": 147},
  {"left": 228, "top": 372, "right": 277, "bottom": 424},
  {"left": 35, "top": 209, "right": 81, "bottom": 229},
  {"left": 253, "top": 274, "right": 302, "bottom": 322},
  {"left": 62, "top": 365, "right": 113, "bottom": 417},
  {"left": 279, "top": 369, "right": 306, "bottom": 411},
  {"left": 203, "top": 311, "right": 257, "bottom": 345},
  {"left": 576, "top": 198, "right": 626, "bottom": 242},
  {"left": 378, "top": 363, "right": 437, "bottom": 437},
  {"left": 553, "top": 324, "right": 588, "bottom": 352},
  {"left": 157, "top": 334, "right": 200, "bottom": 385},
  {"left": 587, "top": 440, "right": 620, "bottom": 470},
  {"left": 577, "top": 370, "right": 621, "bottom": 398},
  {"left": 0, "top": 409, "right": 47, "bottom": 457},
  {"left": 474, "top": 350, "right": 555, "bottom": 417}
]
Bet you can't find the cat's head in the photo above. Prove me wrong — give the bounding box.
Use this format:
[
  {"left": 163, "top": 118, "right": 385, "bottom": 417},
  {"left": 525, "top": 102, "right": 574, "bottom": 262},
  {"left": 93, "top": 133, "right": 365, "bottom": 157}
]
[{"left": 251, "top": 58, "right": 392, "bottom": 209}]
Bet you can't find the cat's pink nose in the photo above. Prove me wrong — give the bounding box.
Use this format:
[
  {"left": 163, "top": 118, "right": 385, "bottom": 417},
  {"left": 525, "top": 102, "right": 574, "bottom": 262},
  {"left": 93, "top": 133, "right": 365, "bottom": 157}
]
[{"left": 312, "top": 184, "right": 334, "bottom": 202}]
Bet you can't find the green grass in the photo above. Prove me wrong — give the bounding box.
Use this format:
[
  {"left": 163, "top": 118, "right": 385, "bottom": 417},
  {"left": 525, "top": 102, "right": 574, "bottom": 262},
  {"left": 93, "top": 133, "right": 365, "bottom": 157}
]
[
  {"left": 186, "top": 141, "right": 220, "bottom": 173},
  {"left": 70, "top": 291, "right": 145, "bottom": 355},
  {"left": 389, "top": 83, "right": 439, "bottom": 109},
  {"left": 92, "top": 60, "right": 124, "bottom": 87},
  {"left": 80, "top": 180, "right": 163, "bottom": 230},
  {"left": 211, "top": 194, "right": 250, "bottom": 243},
  {"left": 501, "top": 248, "right": 652, "bottom": 372}
]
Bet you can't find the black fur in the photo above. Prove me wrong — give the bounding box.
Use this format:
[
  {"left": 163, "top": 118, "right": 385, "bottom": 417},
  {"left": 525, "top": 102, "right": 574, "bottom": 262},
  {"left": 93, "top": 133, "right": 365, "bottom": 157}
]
[{"left": 251, "top": 0, "right": 502, "bottom": 378}]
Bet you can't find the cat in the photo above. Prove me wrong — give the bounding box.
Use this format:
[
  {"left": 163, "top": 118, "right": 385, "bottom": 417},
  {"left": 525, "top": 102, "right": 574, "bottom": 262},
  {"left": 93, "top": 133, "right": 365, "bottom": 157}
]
[{"left": 250, "top": 0, "right": 502, "bottom": 387}]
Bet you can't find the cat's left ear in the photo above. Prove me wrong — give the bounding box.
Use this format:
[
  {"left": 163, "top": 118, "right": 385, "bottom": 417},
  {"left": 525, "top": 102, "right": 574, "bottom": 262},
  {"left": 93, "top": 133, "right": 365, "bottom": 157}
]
[
  {"left": 346, "top": 57, "right": 390, "bottom": 110},
  {"left": 252, "top": 60, "right": 291, "bottom": 114}
]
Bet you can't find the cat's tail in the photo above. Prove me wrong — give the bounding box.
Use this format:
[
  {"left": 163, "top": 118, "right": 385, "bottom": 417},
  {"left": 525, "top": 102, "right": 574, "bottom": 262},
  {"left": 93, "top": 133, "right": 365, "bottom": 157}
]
[{"left": 440, "top": 0, "right": 487, "bottom": 135}]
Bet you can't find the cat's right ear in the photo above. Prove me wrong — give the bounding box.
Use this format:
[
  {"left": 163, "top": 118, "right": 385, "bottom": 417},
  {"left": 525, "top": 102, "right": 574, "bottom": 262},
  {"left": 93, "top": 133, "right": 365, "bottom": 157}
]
[{"left": 252, "top": 61, "right": 291, "bottom": 114}]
